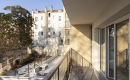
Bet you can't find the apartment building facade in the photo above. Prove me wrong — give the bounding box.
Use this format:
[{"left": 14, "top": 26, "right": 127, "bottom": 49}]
[
  {"left": 32, "top": 6, "right": 70, "bottom": 55},
  {"left": 62, "top": 0, "right": 130, "bottom": 80}
]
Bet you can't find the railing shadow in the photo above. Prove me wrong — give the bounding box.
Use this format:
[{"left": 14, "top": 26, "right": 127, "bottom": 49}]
[{"left": 43, "top": 48, "right": 99, "bottom": 80}]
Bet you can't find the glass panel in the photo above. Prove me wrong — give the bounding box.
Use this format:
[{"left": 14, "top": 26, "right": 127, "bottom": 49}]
[
  {"left": 100, "top": 28, "right": 106, "bottom": 73},
  {"left": 66, "top": 22, "right": 70, "bottom": 28},
  {"left": 107, "top": 25, "right": 114, "bottom": 78},
  {"left": 116, "top": 19, "right": 129, "bottom": 80}
]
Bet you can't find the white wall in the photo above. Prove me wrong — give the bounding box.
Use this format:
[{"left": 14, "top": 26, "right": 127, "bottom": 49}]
[
  {"left": 49, "top": 12, "right": 64, "bottom": 38},
  {"left": 32, "top": 9, "right": 64, "bottom": 54},
  {"left": 92, "top": 0, "right": 130, "bottom": 72}
]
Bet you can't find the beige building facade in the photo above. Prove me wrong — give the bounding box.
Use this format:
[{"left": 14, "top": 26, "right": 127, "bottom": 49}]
[{"left": 62, "top": 0, "right": 130, "bottom": 80}]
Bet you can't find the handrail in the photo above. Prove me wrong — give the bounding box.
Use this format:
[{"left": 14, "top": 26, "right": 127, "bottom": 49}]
[
  {"left": 43, "top": 49, "right": 71, "bottom": 80},
  {"left": 71, "top": 48, "right": 91, "bottom": 65},
  {"left": 43, "top": 48, "right": 99, "bottom": 80}
]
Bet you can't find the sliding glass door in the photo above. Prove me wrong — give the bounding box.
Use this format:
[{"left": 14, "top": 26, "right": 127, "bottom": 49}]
[
  {"left": 100, "top": 17, "right": 130, "bottom": 80},
  {"left": 116, "top": 19, "right": 129, "bottom": 80},
  {"left": 106, "top": 25, "right": 114, "bottom": 79}
]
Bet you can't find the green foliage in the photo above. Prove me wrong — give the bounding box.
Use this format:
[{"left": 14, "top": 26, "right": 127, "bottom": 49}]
[
  {"left": 44, "top": 52, "right": 47, "bottom": 56},
  {"left": 29, "top": 50, "right": 39, "bottom": 58},
  {"left": 0, "top": 5, "right": 34, "bottom": 58},
  {"left": 0, "top": 69, "right": 8, "bottom": 75}
]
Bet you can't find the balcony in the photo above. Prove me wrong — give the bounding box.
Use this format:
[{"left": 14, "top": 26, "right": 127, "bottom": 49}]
[{"left": 43, "top": 48, "right": 98, "bottom": 80}]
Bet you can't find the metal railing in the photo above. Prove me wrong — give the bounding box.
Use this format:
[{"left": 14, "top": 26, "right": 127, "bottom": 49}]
[
  {"left": 119, "top": 49, "right": 129, "bottom": 69},
  {"left": 43, "top": 48, "right": 98, "bottom": 80},
  {"left": 5, "top": 57, "right": 47, "bottom": 77}
]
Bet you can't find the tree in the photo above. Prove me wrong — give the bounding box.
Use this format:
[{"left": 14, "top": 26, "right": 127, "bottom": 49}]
[{"left": 0, "top": 5, "right": 34, "bottom": 63}]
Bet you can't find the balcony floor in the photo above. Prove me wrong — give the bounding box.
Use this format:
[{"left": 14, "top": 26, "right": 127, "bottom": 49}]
[{"left": 68, "top": 60, "right": 98, "bottom": 80}]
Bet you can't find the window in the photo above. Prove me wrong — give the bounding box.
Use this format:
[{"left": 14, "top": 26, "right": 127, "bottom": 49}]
[
  {"left": 35, "top": 25, "right": 38, "bottom": 29},
  {"left": 35, "top": 17, "right": 38, "bottom": 21},
  {"left": 53, "top": 31, "right": 55, "bottom": 35},
  {"left": 116, "top": 19, "right": 129, "bottom": 80},
  {"left": 59, "top": 27, "right": 61, "bottom": 31},
  {"left": 59, "top": 23, "right": 61, "bottom": 28},
  {"left": 48, "top": 28, "right": 50, "bottom": 32},
  {"left": 66, "top": 13, "right": 68, "bottom": 19},
  {"left": 59, "top": 16, "right": 61, "bottom": 21},
  {"left": 48, "top": 13, "right": 51, "bottom": 17},
  {"left": 59, "top": 31, "right": 61, "bottom": 37},
  {"left": 35, "top": 40, "right": 38, "bottom": 44},
  {"left": 65, "top": 29, "right": 70, "bottom": 37},
  {"left": 53, "top": 23, "right": 55, "bottom": 27},
  {"left": 35, "top": 32, "right": 38, "bottom": 36},
  {"left": 65, "top": 38, "right": 69, "bottom": 45},
  {"left": 41, "top": 16, "right": 43, "bottom": 20},
  {"left": 53, "top": 16, "right": 55, "bottom": 20},
  {"left": 41, "top": 32, "right": 43, "bottom": 36},
  {"left": 41, "top": 24, "right": 43, "bottom": 28},
  {"left": 48, "top": 35, "right": 50, "bottom": 38},
  {"left": 48, "top": 20, "right": 50, "bottom": 24},
  {"left": 66, "top": 22, "right": 70, "bottom": 28},
  {"left": 61, "top": 39, "right": 63, "bottom": 44}
]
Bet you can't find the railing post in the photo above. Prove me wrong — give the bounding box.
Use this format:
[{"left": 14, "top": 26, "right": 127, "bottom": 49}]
[
  {"left": 71, "top": 49, "right": 72, "bottom": 67},
  {"left": 41, "top": 59, "right": 42, "bottom": 65},
  {"left": 28, "top": 63, "right": 29, "bottom": 74},
  {"left": 58, "top": 67, "right": 59, "bottom": 80},
  {"left": 34, "top": 61, "right": 35, "bottom": 69},
  {"left": 82, "top": 57, "right": 83, "bottom": 67},
  {"left": 76, "top": 52, "right": 77, "bottom": 64},
  {"left": 67, "top": 54, "right": 68, "bottom": 67}
]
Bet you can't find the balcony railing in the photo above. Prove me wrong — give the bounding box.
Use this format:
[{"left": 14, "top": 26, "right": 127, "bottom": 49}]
[{"left": 43, "top": 48, "right": 98, "bottom": 80}]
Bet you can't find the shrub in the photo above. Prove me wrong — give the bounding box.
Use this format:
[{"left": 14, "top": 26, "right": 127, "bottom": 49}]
[
  {"left": 0, "top": 69, "right": 8, "bottom": 75},
  {"left": 29, "top": 50, "right": 39, "bottom": 58},
  {"left": 44, "top": 52, "right": 47, "bottom": 56}
]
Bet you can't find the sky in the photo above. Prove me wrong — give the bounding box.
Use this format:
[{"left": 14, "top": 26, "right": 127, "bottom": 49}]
[{"left": 0, "top": 0, "right": 64, "bottom": 14}]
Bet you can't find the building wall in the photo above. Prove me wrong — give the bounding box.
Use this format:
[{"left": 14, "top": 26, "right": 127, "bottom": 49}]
[
  {"left": 70, "top": 24, "right": 91, "bottom": 62},
  {"left": 92, "top": 0, "right": 130, "bottom": 71},
  {"left": 63, "top": 8, "right": 71, "bottom": 54},
  {"left": 33, "top": 13, "right": 46, "bottom": 45},
  {"left": 32, "top": 8, "right": 64, "bottom": 54},
  {"left": 50, "top": 12, "right": 64, "bottom": 38},
  {"left": 91, "top": 1, "right": 130, "bottom": 80}
]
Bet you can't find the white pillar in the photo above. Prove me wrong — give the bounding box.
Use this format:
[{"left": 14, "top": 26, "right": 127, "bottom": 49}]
[{"left": 0, "top": 63, "right": 2, "bottom": 74}]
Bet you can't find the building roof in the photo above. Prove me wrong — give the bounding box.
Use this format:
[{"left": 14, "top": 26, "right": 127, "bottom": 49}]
[{"left": 34, "top": 9, "right": 63, "bottom": 13}]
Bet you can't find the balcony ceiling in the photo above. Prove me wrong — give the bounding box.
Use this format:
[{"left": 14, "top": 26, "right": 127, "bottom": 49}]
[{"left": 62, "top": 0, "right": 113, "bottom": 25}]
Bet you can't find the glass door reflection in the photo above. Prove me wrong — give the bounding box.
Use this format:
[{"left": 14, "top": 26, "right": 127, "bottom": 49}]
[
  {"left": 107, "top": 25, "right": 114, "bottom": 79},
  {"left": 116, "top": 19, "right": 129, "bottom": 80}
]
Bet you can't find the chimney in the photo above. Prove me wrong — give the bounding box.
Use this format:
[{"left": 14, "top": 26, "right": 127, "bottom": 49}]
[
  {"left": 45, "top": 6, "right": 47, "bottom": 12},
  {"left": 50, "top": 5, "right": 53, "bottom": 12},
  {"left": 32, "top": 9, "right": 33, "bottom": 17},
  {"left": 35, "top": 9, "right": 38, "bottom": 13}
]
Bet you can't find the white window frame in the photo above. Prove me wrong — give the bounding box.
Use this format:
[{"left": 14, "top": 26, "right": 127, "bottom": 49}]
[
  {"left": 35, "top": 17, "right": 38, "bottom": 21},
  {"left": 41, "top": 16, "right": 43, "bottom": 20},
  {"left": 35, "top": 24, "right": 38, "bottom": 29},
  {"left": 59, "top": 16, "right": 61, "bottom": 21}
]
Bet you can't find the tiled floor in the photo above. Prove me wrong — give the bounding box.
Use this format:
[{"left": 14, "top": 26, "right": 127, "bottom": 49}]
[{"left": 68, "top": 60, "right": 98, "bottom": 80}]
